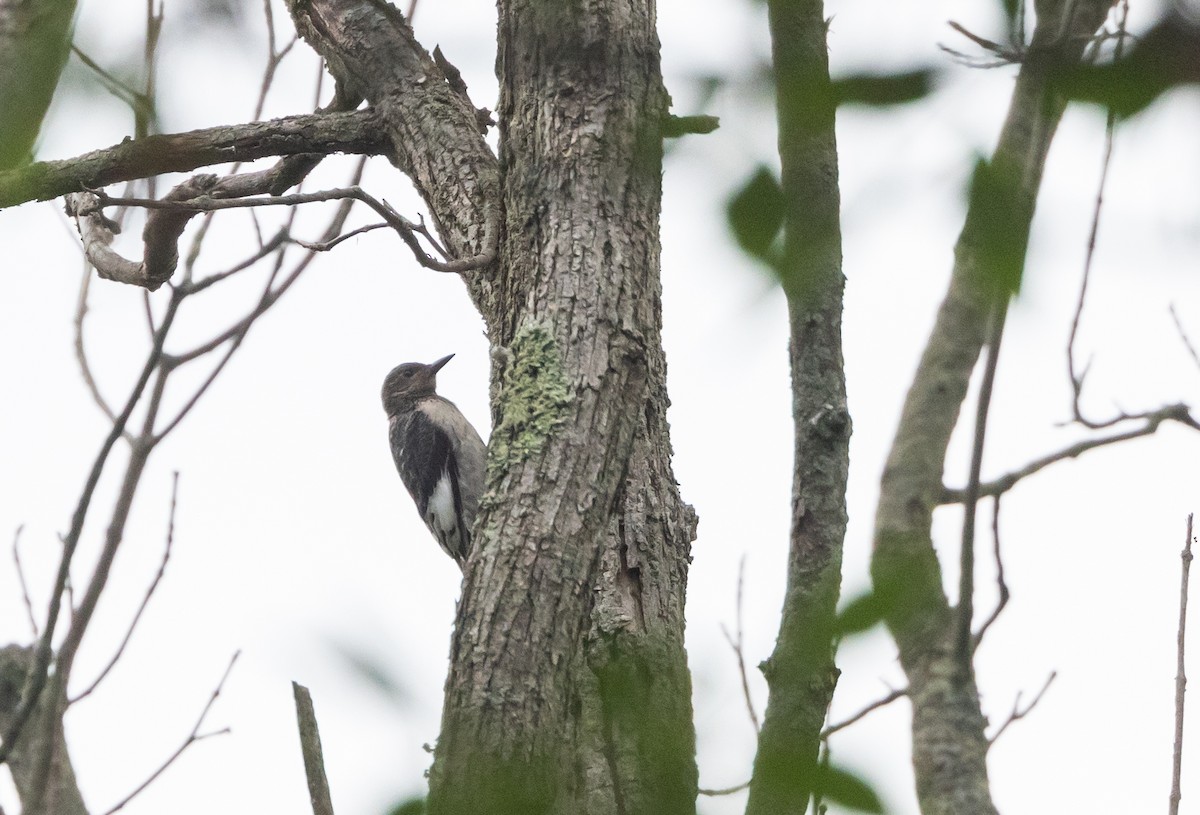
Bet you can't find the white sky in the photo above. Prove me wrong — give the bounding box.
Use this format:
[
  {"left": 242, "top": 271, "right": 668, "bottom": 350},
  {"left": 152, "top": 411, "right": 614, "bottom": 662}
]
[{"left": 1, "top": 1, "right": 1198, "bottom": 813}]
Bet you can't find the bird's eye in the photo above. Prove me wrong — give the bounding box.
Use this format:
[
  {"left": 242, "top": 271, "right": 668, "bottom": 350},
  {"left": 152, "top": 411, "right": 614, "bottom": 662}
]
[{"left": 402, "top": 370, "right": 414, "bottom": 378}]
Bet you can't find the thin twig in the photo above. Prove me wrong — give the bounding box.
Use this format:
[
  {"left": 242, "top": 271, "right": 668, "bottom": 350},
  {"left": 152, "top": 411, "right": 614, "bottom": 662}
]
[
  {"left": 90, "top": 185, "right": 497, "bottom": 274},
  {"left": 70, "top": 472, "right": 180, "bottom": 704},
  {"left": 0, "top": 293, "right": 181, "bottom": 768},
  {"left": 293, "top": 682, "right": 336, "bottom": 815},
  {"left": 988, "top": 671, "right": 1056, "bottom": 744},
  {"left": 720, "top": 555, "right": 760, "bottom": 734},
  {"left": 154, "top": 167, "right": 363, "bottom": 440},
  {"left": 1169, "top": 513, "right": 1193, "bottom": 815},
  {"left": 290, "top": 221, "right": 389, "bottom": 252},
  {"left": 972, "top": 495, "right": 1010, "bottom": 650},
  {"left": 821, "top": 687, "right": 908, "bottom": 739},
  {"left": 941, "top": 403, "right": 1198, "bottom": 503},
  {"left": 698, "top": 781, "right": 751, "bottom": 797},
  {"left": 1066, "top": 0, "right": 1129, "bottom": 429},
  {"left": 73, "top": 263, "right": 119, "bottom": 426},
  {"left": 12, "top": 526, "right": 38, "bottom": 638},
  {"left": 957, "top": 300, "right": 1008, "bottom": 671},
  {"left": 101, "top": 651, "right": 239, "bottom": 815},
  {"left": 184, "top": 229, "right": 289, "bottom": 294},
  {"left": 1169, "top": 305, "right": 1200, "bottom": 376}
]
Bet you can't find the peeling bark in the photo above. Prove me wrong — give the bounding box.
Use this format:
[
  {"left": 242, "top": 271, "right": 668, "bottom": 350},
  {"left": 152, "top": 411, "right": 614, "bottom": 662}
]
[
  {"left": 747, "top": 0, "right": 849, "bottom": 812},
  {"left": 870, "top": 3, "right": 1117, "bottom": 813}
]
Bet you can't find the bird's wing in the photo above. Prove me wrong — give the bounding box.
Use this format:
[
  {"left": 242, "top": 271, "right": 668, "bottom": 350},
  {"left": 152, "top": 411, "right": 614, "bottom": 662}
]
[
  {"left": 389, "top": 409, "right": 469, "bottom": 564},
  {"left": 423, "top": 397, "right": 487, "bottom": 525}
]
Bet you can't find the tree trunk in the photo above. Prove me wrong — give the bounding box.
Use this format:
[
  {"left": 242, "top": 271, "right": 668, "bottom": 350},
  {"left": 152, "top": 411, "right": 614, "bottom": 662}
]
[
  {"left": 747, "top": 0, "right": 849, "bottom": 813},
  {"left": 0, "top": 0, "right": 77, "bottom": 170},
  {"left": 870, "top": 2, "right": 1116, "bottom": 813},
  {"left": 426, "top": 1, "right": 698, "bottom": 814}
]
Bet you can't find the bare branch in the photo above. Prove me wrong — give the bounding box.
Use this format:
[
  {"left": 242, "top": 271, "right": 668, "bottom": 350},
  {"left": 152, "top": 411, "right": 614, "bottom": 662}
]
[
  {"left": 91, "top": 185, "right": 497, "bottom": 275},
  {"left": 988, "top": 671, "right": 1056, "bottom": 744},
  {"left": 1067, "top": 0, "right": 1131, "bottom": 430},
  {"left": 821, "top": 687, "right": 908, "bottom": 739},
  {"left": 1169, "top": 513, "right": 1193, "bottom": 815},
  {"left": 12, "top": 526, "right": 38, "bottom": 638},
  {"left": 1169, "top": 304, "right": 1200, "bottom": 376},
  {"left": 67, "top": 174, "right": 223, "bottom": 290},
  {"left": 972, "top": 495, "right": 1010, "bottom": 650},
  {"left": 0, "top": 292, "right": 181, "bottom": 768},
  {"left": 70, "top": 472, "right": 180, "bottom": 704},
  {"left": 0, "top": 109, "right": 388, "bottom": 209},
  {"left": 957, "top": 302, "right": 1008, "bottom": 671},
  {"left": 720, "top": 555, "right": 760, "bottom": 735},
  {"left": 699, "top": 781, "right": 751, "bottom": 797},
  {"left": 940, "top": 403, "right": 1198, "bottom": 504},
  {"left": 293, "top": 682, "right": 336, "bottom": 815},
  {"left": 290, "top": 221, "right": 388, "bottom": 252},
  {"left": 101, "top": 651, "right": 239, "bottom": 815}
]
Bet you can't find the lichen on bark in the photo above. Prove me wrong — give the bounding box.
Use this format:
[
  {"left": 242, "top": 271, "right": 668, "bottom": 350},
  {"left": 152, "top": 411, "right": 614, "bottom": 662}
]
[{"left": 488, "top": 322, "right": 573, "bottom": 471}]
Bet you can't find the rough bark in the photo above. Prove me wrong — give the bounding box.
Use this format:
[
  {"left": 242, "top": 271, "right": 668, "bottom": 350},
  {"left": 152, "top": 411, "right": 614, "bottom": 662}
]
[
  {"left": 870, "top": 3, "right": 1116, "bottom": 813},
  {"left": 746, "top": 1, "right": 849, "bottom": 813},
  {"left": 0, "top": 0, "right": 77, "bottom": 170},
  {"left": 0, "top": 646, "right": 88, "bottom": 815},
  {"left": 287, "top": 0, "right": 501, "bottom": 319},
  {"left": 0, "top": 109, "right": 388, "bottom": 209},
  {"left": 425, "top": 1, "right": 697, "bottom": 813}
]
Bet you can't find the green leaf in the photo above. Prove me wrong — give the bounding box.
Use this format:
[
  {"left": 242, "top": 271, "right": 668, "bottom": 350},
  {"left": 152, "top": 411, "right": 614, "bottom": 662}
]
[
  {"left": 814, "top": 765, "right": 884, "bottom": 813},
  {"left": 727, "top": 166, "right": 784, "bottom": 262},
  {"left": 834, "top": 590, "right": 887, "bottom": 636},
  {"left": 832, "top": 70, "right": 935, "bottom": 107},
  {"left": 964, "top": 155, "right": 1026, "bottom": 295}
]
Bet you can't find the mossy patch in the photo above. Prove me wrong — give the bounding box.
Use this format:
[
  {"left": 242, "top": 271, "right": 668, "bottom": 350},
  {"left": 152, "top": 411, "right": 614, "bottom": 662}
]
[{"left": 489, "top": 322, "right": 572, "bottom": 473}]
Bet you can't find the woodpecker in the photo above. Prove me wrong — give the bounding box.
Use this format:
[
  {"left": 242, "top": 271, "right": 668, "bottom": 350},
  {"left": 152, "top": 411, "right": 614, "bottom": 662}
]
[{"left": 382, "top": 354, "right": 487, "bottom": 569}]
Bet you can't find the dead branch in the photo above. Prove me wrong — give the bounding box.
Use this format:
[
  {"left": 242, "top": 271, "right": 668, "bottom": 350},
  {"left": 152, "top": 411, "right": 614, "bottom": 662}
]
[
  {"left": 293, "top": 682, "right": 336, "bottom": 815},
  {"left": 101, "top": 651, "right": 239, "bottom": 815},
  {"left": 1169, "top": 514, "right": 1193, "bottom": 815}
]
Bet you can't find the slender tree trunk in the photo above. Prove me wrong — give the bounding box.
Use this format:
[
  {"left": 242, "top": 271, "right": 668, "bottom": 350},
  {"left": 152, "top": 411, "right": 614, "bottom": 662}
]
[
  {"left": 427, "top": 1, "right": 697, "bottom": 813},
  {"left": 747, "top": 0, "right": 849, "bottom": 813},
  {"left": 871, "top": 3, "right": 1115, "bottom": 813}
]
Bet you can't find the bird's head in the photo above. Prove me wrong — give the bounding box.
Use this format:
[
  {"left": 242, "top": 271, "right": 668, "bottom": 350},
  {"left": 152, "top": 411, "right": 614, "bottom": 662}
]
[{"left": 381, "top": 354, "right": 454, "bottom": 415}]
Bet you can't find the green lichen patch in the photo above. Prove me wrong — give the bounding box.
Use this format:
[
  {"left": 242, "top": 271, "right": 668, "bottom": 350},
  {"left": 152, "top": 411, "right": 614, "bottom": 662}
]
[{"left": 489, "top": 322, "right": 573, "bottom": 472}]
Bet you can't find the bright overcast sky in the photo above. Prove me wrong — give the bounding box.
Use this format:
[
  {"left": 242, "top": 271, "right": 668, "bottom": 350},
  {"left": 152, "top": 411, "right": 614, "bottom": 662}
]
[{"left": 1, "top": 1, "right": 1198, "bottom": 814}]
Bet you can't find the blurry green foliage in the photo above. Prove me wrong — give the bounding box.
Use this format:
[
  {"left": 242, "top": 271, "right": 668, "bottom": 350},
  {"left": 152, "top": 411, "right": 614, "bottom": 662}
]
[
  {"left": 1062, "top": 12, "right": 1200, "bottom": 118},
  {"left": 964, "top": 155, "right": 1027, "bottom": 295},
  {"left": 831, "top": 70, "right": 935, "bottom": 107},
  {"left": 813, "top": 764, "right": 885, "bottom": 813},
  {"left": 727, "top": 165, "right": 785, "bottom": 266},
  {"left": 387, "top": 797, "right": 426, "bottom": 815}
]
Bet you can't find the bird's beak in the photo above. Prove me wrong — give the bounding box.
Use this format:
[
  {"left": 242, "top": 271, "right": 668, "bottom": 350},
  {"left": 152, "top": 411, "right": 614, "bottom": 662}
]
[{"left": 429, "top": 354, "right": 455, "bottom": 374}]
